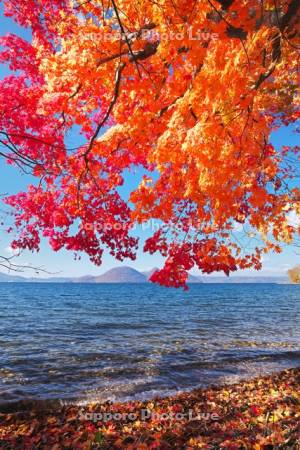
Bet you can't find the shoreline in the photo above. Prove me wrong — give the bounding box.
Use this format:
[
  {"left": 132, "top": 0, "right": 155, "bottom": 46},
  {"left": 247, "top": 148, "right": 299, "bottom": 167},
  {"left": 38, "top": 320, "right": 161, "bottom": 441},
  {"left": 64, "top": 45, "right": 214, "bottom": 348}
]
[
  {"left": 1, "top": 362, "right": 299, "bottom": 415},
  {"left": 1, "top": 368, "right": 299, "bottom": 449}
]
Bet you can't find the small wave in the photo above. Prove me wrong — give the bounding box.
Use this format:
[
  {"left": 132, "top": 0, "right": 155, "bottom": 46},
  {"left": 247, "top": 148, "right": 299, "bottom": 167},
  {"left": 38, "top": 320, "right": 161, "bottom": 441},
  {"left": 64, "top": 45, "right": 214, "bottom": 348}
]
[
  {"left": 92, "top": 323, "right": 148, "bottom": 330},
  {"left": 162, "top": 350, "right": 300, "bottom": 373},
  {"left": 224, "top": 340, "right": 298, "bottom": 350}
]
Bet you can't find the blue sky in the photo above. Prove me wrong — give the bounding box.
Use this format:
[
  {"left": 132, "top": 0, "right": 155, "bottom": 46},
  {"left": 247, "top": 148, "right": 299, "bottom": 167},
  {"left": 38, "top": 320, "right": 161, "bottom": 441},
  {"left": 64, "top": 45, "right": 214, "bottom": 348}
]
[{"left": 0, "top": 4, "right": 299, "bottom": 278}]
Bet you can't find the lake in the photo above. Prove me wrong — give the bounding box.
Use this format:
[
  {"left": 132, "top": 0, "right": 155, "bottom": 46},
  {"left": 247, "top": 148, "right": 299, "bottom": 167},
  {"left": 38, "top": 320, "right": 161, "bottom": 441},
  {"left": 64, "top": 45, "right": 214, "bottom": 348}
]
[{"left": 0, "top": 283, "right": 299, "bottom": 410}]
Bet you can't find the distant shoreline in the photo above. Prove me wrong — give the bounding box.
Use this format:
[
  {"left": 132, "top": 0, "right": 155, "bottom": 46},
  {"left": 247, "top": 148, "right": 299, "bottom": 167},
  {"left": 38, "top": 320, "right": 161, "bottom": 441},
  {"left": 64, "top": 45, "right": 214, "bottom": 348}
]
[
  {"left": 0, "top": 281, "right": 292, "bottom": 284},
  {"left": 0, "top": 265, "right": 292, "bottom": 284}
]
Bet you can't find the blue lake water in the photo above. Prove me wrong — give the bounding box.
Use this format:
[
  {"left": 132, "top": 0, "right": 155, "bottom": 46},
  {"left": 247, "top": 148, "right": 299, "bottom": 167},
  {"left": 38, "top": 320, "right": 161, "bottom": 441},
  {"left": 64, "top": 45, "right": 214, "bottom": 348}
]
[{"left": 0, "top": 283, "right": 300, "bottom": 409}]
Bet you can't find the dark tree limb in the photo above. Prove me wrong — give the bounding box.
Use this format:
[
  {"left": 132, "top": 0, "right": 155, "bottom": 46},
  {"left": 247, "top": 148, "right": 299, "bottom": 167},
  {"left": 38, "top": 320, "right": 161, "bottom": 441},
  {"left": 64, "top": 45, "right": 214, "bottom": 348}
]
[{"left": 111, "top": 0, "right": 142, "bottom": 77}]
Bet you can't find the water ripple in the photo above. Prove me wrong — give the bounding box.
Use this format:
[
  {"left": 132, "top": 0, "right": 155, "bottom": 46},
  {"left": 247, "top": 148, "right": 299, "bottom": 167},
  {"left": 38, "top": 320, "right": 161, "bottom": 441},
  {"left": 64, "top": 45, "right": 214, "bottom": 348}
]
[{"left": 0, "top": 283, "right": 299, "bottom": 409}]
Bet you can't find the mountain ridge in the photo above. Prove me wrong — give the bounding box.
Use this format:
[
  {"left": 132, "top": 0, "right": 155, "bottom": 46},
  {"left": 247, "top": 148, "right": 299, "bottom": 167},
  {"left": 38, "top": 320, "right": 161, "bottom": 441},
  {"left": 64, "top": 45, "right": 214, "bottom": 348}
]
[{"left": 0, "top": 267, "right": 290, "bottom": 283}]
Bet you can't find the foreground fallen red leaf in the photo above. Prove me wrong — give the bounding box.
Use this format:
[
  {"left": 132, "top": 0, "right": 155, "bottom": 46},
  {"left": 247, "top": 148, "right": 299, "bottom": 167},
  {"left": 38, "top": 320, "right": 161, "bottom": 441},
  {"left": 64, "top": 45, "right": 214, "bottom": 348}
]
[{"left": 0, "top": 368, "right": 299, "bottom": 449}]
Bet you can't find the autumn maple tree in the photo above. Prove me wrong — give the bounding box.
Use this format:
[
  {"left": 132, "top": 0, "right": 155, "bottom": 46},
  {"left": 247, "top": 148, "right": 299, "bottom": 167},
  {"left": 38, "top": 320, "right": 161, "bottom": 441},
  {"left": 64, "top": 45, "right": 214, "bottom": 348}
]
[{"left": 0, "top": 0, "right": 299, "bottom": 288}]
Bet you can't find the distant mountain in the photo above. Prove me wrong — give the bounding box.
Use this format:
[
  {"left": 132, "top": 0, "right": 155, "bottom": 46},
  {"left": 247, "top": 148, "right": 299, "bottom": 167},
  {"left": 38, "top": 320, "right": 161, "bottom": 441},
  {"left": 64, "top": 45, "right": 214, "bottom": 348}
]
[
  {"left": 187, "top": 273, "right": 203, "bottom": 283},
  {"left": 25, "top": 276, "right": 76, "bottom": 283},
  {"left": 0, "top": 269, "right": 290, "bottom": 284},
  {"left": 0, "top": 272, "right": 25, "bottom": 282},
  {"left": 202, "top": 276, "right": 289, "bottom": 284},
  {"left": 141, "top": 267, "right": 159, "bottom": 279},
  {"left": 75, "top": 275, "right": 96, "bottom": 283},
  {"left": 94, "top": 267, "right": 147, "bottom": 283}
]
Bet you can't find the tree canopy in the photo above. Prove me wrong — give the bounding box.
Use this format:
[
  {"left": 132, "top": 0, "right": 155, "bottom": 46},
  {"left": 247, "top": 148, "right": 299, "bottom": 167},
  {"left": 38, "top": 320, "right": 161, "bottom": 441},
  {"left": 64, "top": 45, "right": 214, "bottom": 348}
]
[{"left": 0, "top": 0, "right": 299, "bottom": 288}]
